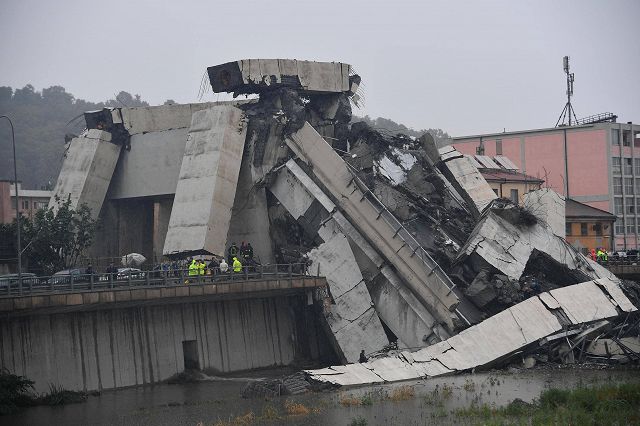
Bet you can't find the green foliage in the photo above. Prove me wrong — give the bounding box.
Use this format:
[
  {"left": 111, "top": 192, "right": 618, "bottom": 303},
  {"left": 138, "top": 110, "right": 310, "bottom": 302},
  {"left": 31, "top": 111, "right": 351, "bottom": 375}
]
[
  {"left": 348, "top": 416, "right": 368, "bottom": 426},
  {"left": 39, "top": 384, "right": 87, "bottom": 406},
  {"left": 2, "top": 198, "right": 97, "bottom": 274},
  {"left": 0, "top": 85, "right": 149, "bottom": 189},
  {"left": 0, "top": 369, "right": 34, "bottom": 415},
  {"left": 453, "top": 382, "right": 640, "bottom": 426},
  {"left": 352, "top": 114, "right": 450, "bottom": 145}
]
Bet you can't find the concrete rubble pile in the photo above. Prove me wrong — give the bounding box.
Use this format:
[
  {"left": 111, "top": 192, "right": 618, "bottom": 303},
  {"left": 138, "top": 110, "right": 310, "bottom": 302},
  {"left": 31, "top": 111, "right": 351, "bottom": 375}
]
[{"left": 50, "top": 58, "right": 640, "bottom": 378}]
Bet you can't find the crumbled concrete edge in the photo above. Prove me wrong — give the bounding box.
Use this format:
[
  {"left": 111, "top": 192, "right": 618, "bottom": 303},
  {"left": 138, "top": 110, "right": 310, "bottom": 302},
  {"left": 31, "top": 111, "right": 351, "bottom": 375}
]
[{"left": 305, "top": 279, "right": 637, "bottom": 386}]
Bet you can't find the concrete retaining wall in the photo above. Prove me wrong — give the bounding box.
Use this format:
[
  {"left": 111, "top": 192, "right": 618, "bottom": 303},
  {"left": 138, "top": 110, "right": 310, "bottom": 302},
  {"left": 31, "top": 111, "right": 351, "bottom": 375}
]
[{"left": 0, "top": 297, "right": 304, "bottom": 393}]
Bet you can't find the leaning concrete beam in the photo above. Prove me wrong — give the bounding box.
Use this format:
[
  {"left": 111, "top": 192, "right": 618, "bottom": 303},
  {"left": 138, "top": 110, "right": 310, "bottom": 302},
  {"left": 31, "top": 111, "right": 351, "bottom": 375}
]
[
  {"left": 269, "top": 161, "right": 389, "bottom": 362},
  {"left": 306, "top": 279, "right": 637, "bottom": 386},
  {"left": 270, "top": 159, "right": 449, "bottom": 348},
  {"left": 163, "top": 105, "right": 247, "bottom": 257},
  {"left": 208, "top": 59, "right": 351, "bottom": 94},
  {"left": 309, "top": 228, "right": 389, "bottom": 363},
  {"left": 49, "top": 129, "right": 121, "bottom": 219},
  {"left": 285, "top": 123, "right": 460, "bottom": 332},
  {"left": 436, "top": 146, "right": 497, "bottom": 217}
]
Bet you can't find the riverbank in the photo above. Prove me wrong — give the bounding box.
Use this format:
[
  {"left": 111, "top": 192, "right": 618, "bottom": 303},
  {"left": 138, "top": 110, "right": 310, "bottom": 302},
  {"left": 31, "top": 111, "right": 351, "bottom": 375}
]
[{"left": 3, "top": 366, "right": 639, "bottom": 425}]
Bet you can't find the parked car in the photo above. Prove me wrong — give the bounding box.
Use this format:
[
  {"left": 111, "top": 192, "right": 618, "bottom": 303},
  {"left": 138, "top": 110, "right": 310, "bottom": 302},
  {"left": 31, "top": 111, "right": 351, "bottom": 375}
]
[
  {"left": 47, "top": 268, "right": 87, "bottom": 285},
  {"left": 0, "top": 273, "right": 39, "bottom": 290},
  {"left": 116, "top": 268, "right": 145, "bottom": 280}
]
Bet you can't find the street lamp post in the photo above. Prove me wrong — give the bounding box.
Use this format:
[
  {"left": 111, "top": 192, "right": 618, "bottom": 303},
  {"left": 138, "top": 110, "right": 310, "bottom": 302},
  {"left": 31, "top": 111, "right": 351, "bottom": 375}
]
[{"left": 1, "top": 115, "right": 22, "bottom": 293}]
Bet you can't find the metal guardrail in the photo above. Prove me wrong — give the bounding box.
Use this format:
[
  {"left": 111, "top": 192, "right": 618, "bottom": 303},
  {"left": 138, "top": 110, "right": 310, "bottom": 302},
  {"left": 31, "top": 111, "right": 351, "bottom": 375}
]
[
  {"left": 0, "top": 263, "right": 312, "bottom": 298},
  {"left": 345, "top": 163, "right": 458, "bottom": 295}
]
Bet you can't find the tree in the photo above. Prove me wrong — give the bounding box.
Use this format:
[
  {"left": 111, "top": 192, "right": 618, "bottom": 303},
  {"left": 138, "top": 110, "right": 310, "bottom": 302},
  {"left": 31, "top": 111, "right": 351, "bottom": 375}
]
[
  {"left": 352, "top": 114, "right": 451, "bottom": 145},
  {"left": 2, "top": 198, "right": 98, "bottom": 275},
  {"left": 0, "top": 85, "right": 151, "bottom": 189}
]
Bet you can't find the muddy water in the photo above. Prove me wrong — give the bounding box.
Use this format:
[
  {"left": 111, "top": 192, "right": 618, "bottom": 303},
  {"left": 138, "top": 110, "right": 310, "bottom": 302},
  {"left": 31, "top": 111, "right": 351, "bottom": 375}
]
[{"left": 4, "top": 367, "right": 639, "bottom": 426}]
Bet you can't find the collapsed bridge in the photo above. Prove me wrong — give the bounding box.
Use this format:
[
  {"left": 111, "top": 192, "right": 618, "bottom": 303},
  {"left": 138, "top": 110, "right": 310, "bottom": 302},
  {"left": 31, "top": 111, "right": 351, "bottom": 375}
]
[{"left": 10, "top": 59, "right": 636, "bottom": 391}]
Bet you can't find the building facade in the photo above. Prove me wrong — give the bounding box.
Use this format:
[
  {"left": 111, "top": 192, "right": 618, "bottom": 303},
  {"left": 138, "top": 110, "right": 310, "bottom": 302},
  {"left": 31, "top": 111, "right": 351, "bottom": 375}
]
[
  {"left": 0, "top": 180, "right": 52, "bottom": 224},
  {"left": 479, "top": 169, "right": 543, "bottom": 204},
  {"left": 452, "top": 122, "right": 640, "bottom": 250},
  {"left": 565, "top": 198, "right": 616, "bottom": 252}
]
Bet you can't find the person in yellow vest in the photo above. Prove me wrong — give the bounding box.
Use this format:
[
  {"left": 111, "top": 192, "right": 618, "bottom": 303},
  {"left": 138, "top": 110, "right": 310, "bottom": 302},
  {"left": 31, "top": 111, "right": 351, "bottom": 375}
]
[
  {"left": 186, "top": 258, "right": 198, "bottom": 284},
  {"left": 198, "top": 259, "right": 206, "bottom": 276},
  {"left": 232, "top": 256, "right": 242, "bottom": 274}
]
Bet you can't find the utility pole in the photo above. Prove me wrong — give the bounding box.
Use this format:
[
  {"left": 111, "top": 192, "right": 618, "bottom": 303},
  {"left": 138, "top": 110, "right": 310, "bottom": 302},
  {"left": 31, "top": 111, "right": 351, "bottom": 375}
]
[{"left": 1, "top": 115, "right": 22, "bottom": 292}]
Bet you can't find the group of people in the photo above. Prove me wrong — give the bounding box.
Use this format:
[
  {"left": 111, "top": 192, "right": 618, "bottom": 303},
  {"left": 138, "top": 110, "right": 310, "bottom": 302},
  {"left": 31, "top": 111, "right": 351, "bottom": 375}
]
[
  {"left": 225, "top": 241, "right": 255, "bottom": 273},
  {"left": 589, "top": 248, "right": 609, "bottom": 262},
  {"left": 182, "top": 241, "right": 257, "bottom": 283},
  {"left": 226, "top": 241, "right": 254, "bottom": 264}
]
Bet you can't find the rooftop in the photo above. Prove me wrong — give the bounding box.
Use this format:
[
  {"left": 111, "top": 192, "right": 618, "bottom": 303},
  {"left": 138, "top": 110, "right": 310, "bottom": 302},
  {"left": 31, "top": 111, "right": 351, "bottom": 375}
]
[
  {"left": 566, "top": 198, "right": 616, "bottom": 220},
  {"left": 479, "top": 169, "right": 544, "bottom": 183}
]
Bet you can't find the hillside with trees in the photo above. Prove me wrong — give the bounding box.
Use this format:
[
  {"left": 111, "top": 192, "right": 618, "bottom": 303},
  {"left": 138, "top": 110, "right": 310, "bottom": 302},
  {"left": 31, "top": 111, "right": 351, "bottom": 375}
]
[
  {"left": 0, "top": 85, "right": 450, "bottom": 189},
  {"left": 352, "top": 115, "right": 451, "bottom": 146},
  {"left": 0, "top": 86, "right": 150, "bottom": 189}
]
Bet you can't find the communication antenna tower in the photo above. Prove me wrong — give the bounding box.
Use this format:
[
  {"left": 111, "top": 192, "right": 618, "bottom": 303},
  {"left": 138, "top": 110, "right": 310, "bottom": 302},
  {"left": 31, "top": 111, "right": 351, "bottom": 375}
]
[{"left": 555, "top": 56, "right": 578, "bottom": 127}]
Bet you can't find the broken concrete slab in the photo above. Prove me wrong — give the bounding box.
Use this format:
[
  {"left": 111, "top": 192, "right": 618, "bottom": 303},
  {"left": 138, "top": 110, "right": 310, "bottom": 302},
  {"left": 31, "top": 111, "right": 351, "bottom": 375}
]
[
  {"left": 523, "top": 188, "right": 566, "bottom": 238},
  {"left": 269, "top": 159, "right": 451, "bottom": 347},
  {"left": 49, "top": 130, "right": 121, "bottom": 219},
  {"left": 547, "top": 282, "right": 619, "bottom": 324},
  {"left": 268, "top": 160, "right": 389, "bottom": 363},
  {"left": 285, "top": 123, "right": 462, "bottom": 332},
  {"left": 307, "top": 229, "right": 389, "bottom": 363},
  {"left": 458, "top": 208, "right": 617, "bottom": 283},
  {"left": 306, "top": 279, "right": 637, "bottom": 386},
  {"left": 208, "top": 59, "right": 352, "bottom": 95},
  {"left": 163, "top": 105, "right": 247, "bottom": 257},
  {"left": 434, "top": 146, "right": 497, "bottom": 217}
]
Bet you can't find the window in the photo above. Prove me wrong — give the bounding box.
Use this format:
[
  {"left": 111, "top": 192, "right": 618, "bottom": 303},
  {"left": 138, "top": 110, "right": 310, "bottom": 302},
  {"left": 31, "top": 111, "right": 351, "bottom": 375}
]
[
  {"left": 635, "top": 131, "right": 640, "bottom": 148},
  {"left": 21, "top": 200, "right": 29, "bottom": 210},
  {"left": 510, "top": 189, "right": 519, "bottom": 203},
  {"left": 627, "top": 217, "right": 636, "bottom": 234},
  {"left": 496, "top": 139, "right": 503, "bottom": 155},
  {"left": 612, "top": 129, "right": 620, "bottom": 145},
  {"left": 616, "top": 217, "right": 624, "bottom": 234},
  {"left": 624, "top": 158, "right": 633, "bottom": 175},
  {"left": 581, "top": 223, "right": 588, "bottom": 236},
  {"left": 594, "top": 223, "right": 603, "bottom": 236},
  {"left": 626, "top": 197, "right": 635, "bottom": 214},
  {"left": 34, "top": 201, "right": 47, "bottom": 210},
  {"left": 614, "top": 177, "right": 623, "bottom": 195},
  {"left": 613, "top": 157, "right": 621, "bottom": 175},
  {"left": 614, "top": 197, "right": 623, "bottom": 214},
  {"left": 635, "top": 159, "right": 640, "bottom": 175},
  {"left": 636, "top": 179, "right": 640, "bottom": 194},
  {"left": 566, "top": 223, "right": 572, "bottom": 236},
  {"left": 625, "top": 178, "right": 634, "bottom": 195},
  {"left": 623, "top": 130, "right": 631, "bottom": 146}
]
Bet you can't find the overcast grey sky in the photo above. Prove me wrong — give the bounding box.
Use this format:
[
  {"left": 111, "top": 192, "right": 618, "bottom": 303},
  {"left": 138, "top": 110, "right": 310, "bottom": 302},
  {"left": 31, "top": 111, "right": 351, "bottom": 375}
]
[{"left": 1, "top": 0, "right": 638, "bottom": 136}]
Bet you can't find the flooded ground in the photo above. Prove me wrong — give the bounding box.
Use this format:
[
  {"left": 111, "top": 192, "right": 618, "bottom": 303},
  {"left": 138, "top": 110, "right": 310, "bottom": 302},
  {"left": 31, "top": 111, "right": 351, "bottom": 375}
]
[{"left": 4, "top": 366, "right": 639, "bottom": 425}]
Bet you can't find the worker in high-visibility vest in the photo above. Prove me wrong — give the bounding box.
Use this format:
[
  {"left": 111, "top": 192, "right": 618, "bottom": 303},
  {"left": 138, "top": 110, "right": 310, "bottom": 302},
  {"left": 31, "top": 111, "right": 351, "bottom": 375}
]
[
  {"left": 232, "top": 257, "right": 242, "bottom": 273},
  {"left": 185, "top": 258, "right": 198, "bottom": 284},
  {"left": 198, "top": 259, "right": 206, "bottom": 275}
]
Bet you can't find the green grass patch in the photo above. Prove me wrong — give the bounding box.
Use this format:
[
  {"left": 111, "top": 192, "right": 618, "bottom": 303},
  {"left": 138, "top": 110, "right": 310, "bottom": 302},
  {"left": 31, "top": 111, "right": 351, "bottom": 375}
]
[{"left": 454, "top": 382, "right": 640, "bottom": 425}]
